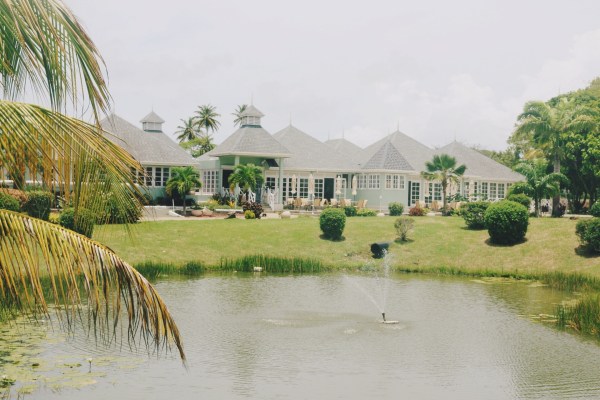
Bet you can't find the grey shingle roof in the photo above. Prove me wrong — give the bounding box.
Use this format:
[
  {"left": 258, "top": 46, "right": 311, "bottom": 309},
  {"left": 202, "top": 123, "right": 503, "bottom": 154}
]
[
  {"left": 435, "top": 141, "right": 524, "bottom": 181},
  {"left": 324, "top": 138, "right": 362, "bottom": 157},
  {"left": 100, "top": 114, "right": 195, "bottom": 166},
  {"left": 210, "top": 125, "right": 292, "bottom": 158},
  {"left": 140, "top": 111, "right": 165, "bottom": 124},
  {"left": 360, "top": 130, "right": 434, "bottom": 172},
  {"left": 273, "top": 125, "right": 358, "bottom": 171}
]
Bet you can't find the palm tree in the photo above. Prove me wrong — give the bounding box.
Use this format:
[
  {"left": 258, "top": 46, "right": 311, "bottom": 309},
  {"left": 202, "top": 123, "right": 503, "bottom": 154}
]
[
  {"left": 166, "top": 166, "right": 201, "bottom": 215},
  {"left": 421, "top": 154, "right": 467, "bottom": 216},
  {"left": 176, "top": 117, "right": 200, "bottom": 143},
  {"left": 232, "top": 104, "right": 248, "bottom": 127},
  {"left": 511, "top": 158, "right": 569, "bottom": 217},
  {"left": 180, "top": 136, "right": 216, "bottom": 158},
  {"left": 194, "top": 104, "right": 220, "bottom": 134},
  {"left": 228, "top": 164, "right": 264, "bottom": 195},
  {"left": 0, "top": 0, "right": 184, "bottom": 360}
]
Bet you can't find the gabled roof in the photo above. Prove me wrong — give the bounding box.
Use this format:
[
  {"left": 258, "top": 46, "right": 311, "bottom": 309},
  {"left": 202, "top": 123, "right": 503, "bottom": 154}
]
[
  {"left": 435, "top": 141, "right": 524, "bottom": 181},
  {"left": 273, "top": 125, "right": 358, "bottom": 171},
  {"left": 100, "top": 114, "right": 195, "bottom": 166},
  {"left": 210, "top": 125, "right": 292, "bottom": 158},
  {"left": 240, "top": 104, "right": 264, "bottom": 118},
  {"left": 140, "top": 111, "right": 165, "bottom": 124},
  {"left": 360, "top": 130, "right": 434, "bottom": 172},
  {"left": 324, "top": 138, "right": 362, "bottom": 157}
]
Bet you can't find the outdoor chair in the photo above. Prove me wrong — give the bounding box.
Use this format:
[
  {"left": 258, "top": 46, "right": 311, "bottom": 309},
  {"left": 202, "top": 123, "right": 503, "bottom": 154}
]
[
  {"left": 294, "top": 197, "right": 303, "bottom": 210},
  {"left": 330, "top": 198, "right": 338, "bottom": 207},
  {"left": 314, "top": 198, "right": 322, "bottom": 208}
]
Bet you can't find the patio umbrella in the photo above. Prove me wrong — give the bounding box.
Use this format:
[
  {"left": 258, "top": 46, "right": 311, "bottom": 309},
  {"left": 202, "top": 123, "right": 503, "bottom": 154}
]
[
  {"left": 335, "top": 175, "right": 342, "bottom": 196},
  {"left": 291, "top": 174, "right": 297, "bottom": 195},
  {"left": 351, "top": 175, "right": 357, "bottom": 196},
  {"left": 308, "top": 174, "right": 315, "bottom": 197}
]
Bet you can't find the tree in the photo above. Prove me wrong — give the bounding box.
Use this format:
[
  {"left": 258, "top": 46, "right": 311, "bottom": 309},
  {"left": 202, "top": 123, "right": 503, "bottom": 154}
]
[
  {"left": 175, "top": 117, "right": 200, "bottom": 143},
  {"left": 228, "top": 164, "right": 264, "bottom": 194},
  {"left": 421, "top": 154, "right": 466, "bottom": 215},
  {"left": 180, "top": 136, "right": 216, "bottom": 158},
  {"left": 232, "top": 104, "right": 247, "bottom": 127},
  {"left": 166, "top": 166, "right": 201, "bottom": 215},
  {"left": 0, "top": 0, "right": 184, "bottom": 360},
  {"left": 195, "top": 104, "right": 220, "bottom": 134},
  {"left": 510, "top": 158, "right": 569, "bottom": 217}
]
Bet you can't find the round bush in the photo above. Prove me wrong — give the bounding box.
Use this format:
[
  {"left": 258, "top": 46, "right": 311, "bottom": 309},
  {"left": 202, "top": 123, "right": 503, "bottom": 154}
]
[
  {"left": 484, "top": 201, "right": 529, "bottom": 245},
  {"left": 24, "top": 190, "right": 53, "bottom": 220},
  {"left": 388, "top": 202, "right": 404, "bottom": 216},
  {"left": 408, "top": 205, "right": 427, "bottom": 216},
  {"left": 0, "top": 192, "right": 20, "bottom": 212},
  {"left": 58, "top": 207, "right": 95, "bottom": 238},
  {"left": 344, "top": 206, "right": 357, "bottom": 217},
  {"left": 507, "top": 193, "right": 531, "bottom": 210},
  {"left": 576, "top": 218, "right": 600, "bottom": 253},
  {"left": 461, "top": 201, "right": 490, "bottom": 230},
  {"left": 319, "top": 208, "right": 346, "bottom": 240},
  {"left": 590, "top": 202, "right": 600, "bottom": 218},
  {"left": 244, "top": 210, "right": 255, "bottom": 219}
]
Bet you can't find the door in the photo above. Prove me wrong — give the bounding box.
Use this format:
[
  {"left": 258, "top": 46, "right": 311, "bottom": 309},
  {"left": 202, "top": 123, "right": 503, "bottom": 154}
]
[{"left": 324, "top": 178, "right": 334, "bottom": 200}]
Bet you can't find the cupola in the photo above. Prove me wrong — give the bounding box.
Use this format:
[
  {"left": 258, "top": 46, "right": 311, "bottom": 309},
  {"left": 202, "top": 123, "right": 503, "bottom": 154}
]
[
  {"left": 239, "top": 105, "right": 265, "bottom": 128},
  {"left": 140, "top": 111, "right": 165, "bottom": 132}
]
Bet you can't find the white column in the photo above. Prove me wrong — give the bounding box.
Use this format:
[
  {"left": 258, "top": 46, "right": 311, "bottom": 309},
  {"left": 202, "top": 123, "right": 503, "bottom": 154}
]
[{"left": 277, "top": 158, "right": 284, "bottom": 207}]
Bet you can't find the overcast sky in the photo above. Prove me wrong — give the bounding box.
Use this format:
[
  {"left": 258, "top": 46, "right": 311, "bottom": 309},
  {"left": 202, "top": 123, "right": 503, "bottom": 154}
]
[{"left": 67, "top": 0, "right": 600, "bottom": 151}]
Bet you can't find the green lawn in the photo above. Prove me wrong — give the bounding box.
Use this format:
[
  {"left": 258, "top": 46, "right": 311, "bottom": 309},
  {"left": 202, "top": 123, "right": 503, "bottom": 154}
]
[{"left": 94, "top": 215, "right": 599, "bottom": 277}]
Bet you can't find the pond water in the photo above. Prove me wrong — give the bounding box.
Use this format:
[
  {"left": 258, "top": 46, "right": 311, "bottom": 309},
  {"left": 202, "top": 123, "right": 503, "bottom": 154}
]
[{"left": 3, "top": 273, "right": 600, "bottom": 399}]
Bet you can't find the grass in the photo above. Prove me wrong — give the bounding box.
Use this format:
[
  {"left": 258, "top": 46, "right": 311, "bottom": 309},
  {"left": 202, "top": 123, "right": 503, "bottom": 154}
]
[{"left": 557, "top": 295, "right": 600, "bottom": 336}]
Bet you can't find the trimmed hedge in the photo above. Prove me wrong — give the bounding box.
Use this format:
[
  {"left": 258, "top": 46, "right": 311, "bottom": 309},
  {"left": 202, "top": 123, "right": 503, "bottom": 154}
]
[
  {"left": 461, "top": 201, "right": 490, "bottom": 230},
  {"left": 319, "top": 208, "right": 346, "bottom": 240},
  {"left": 388, "top": 202, "right": 404, "bottom": 216},
  {"left": 0, "top": 192, "right": 20, "bottom": 212},
  {"left": 484, "top": 200, "right": 529, "bottom": 245},
  {"left": 507, "top": 193, "right": 531, "bottom": 209},
  {"left": 344, "top": 206, "right": 357, "bottom": 217},
  {"left": 576, "top": 218, "right": 600, "bottom": 253},
  {"left": 590, "top": 202, "right": 600, "bottom": 218},
  {"left": 357, "top": 208, "right": 377, "bottom": 217},
  {"left": 24, "top": 190, "right": 53, "bottom": 220},
  {"left": 58, "top": 207, "right": 95, "bottom": 238}
]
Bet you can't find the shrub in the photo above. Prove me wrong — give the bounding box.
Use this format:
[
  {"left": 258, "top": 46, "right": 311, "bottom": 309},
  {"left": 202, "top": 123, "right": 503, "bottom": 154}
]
[
  {"left": 242, "top": 201, "right": 263, "bottom": 219},
  {"left": 484, "top": 200, "right": 529, "bottom": 245},
  {"left": 344, "top": 206, "right": 357, "bottom": 217},
  {"left": 507, "top": 193, "right": 531, "bottom": 209},
  {"left": 23, "top": 190, "right": 53, "bottom": 220},
  {"left": 394, "top": 217, "right": 414, "bottom": 241},
  {"left": 388, "top": 202, "right": 404, "bottom": 216},
  {"left": 461, "top": 201, "right": 490, "bottom": 230},
  {"left": 408, "top": 205, "right": 427, "bottom": 216},
  {"left": 589, "top": 202, "right": 600, "bottom": 218},
  {"left": 0, "top": 188, "right": 27, "bottom": 209},
  {"left": 244, "top": 210, "right": 255, "bottom": 219},
  {"left": 96, "top": 194, "right": 143, "bottom": 224},
  {"left": 58, "top": 208, "right": 95, "bottom": 238},
  {"left": 0, "top": 192, "right": 20, "bottom": 212},
  {"left": 319, "top": 208, "right": 346, "bottom": 240},
  {"left": 576, "top": 218, "right": 600, "bottom": 253},
  {"left": 357, "top": 208, "right": 377, "bottom": 217}
]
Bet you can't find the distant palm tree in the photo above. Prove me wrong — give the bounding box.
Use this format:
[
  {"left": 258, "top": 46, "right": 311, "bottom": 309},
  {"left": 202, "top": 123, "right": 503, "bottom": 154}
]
[
  {"left": 195, "top": 104, "right": 220, "bottom": 134},
  {"left": 176, "top": 117, "right": 200, "bottom": 143},
  {"left": 228, "top": 164, "right": 264, "bottom": 194},
  {"left": 180, "top": 136, "right": 216, "bottom": 157},
  {"left": 421, "top": 154, "right": 467, "bottom": 215},
  {"left": 166, "top": 166, "right": 202, "bottom": 215},
  {"left": 511, "top": 158, "right": 569, "bottom": 217},
  {"left": 232, "top": 104, "right": 248, "bottom": 127}
]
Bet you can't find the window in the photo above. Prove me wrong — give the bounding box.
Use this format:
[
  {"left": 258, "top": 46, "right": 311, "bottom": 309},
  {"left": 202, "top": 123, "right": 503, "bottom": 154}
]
[
  {"left": 202, "top": 170, "right": 219, "bottom": 194},
  {"left": 265, "top": 177, "right": 276, "bottom": 190},
  {"left": 368, "top": 175, "right": 380, "bottom": 189},
  {"left": 464, "top": 182, "right": 470, "bottom": 197},
  {"left": 161, "top": 168, "right": 170, "bottom": 186},
  {"left": 473, "top": 182, "right": 478, "bottom": 199},
  {"left": 490, "top": 183, "right": 497, "bottom": 201},
  {"left": 145, "top": 167, "right": 153, "bottom": 186},
  {"left": 358, "top": 175, "right": 368, "bottom": 189},
  {"left": 498, "top": 183, "right": 505, "bottom": 199},
  {"left": 481, "top": 182, "right": 488, "bottom": 200},
  {"left": 410, "top": 182, "right": 420, "bottom": 205},
  {"left": 154, "top": 168, "right": 162, "bottom": 187},
  {"left": 315, "top": 178, "right": 324, "bottom": 199},
  {"left": 299, "top": 178, "right": 308, "bottom": 198},
  {"left": 385, "top": 174, "right": 405, "bottom": 190}
]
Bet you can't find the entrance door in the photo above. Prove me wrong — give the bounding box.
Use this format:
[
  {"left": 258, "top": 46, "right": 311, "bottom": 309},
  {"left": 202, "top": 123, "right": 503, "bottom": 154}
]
[
  {"left": 324, "top": 178, "right": 334, "bottom": 200},
  {"left": 222, "top": 170, "right": 232, "bottom": 191}
]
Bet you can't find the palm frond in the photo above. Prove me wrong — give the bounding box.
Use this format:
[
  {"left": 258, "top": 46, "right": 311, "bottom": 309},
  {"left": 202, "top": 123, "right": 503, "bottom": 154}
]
[{"left": 0, "top": 210, "right": 185, "bottom": 361}]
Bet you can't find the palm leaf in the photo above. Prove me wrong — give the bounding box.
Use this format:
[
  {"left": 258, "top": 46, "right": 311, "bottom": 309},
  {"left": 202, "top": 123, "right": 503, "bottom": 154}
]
[{"left": 0, "top": 210, "right": 185, "bottom": 361}]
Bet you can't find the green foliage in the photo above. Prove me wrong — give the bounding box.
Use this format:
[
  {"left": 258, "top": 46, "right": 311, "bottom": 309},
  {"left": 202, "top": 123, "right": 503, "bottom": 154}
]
[
  {"left": 244, "top": 210, "right": 255, "bottom": 219},
  {"left": 344, "top": 206, "right": 357, "bottom": 217},
  {"left": 134, "top": 261, "right": 205, "bottom": 280},
  {"left": 0, "top": 192, "right": 20, "bottom": 212},
  {"left": 556, "top": 294, "right": 600, "bottom": 336},
  {"left": 590, "top": 202, "right": 600, "bottom": 217},
  {"left": 220, "top": 255, "right": 325, "bottom": 273},
  {"left": 484, "top": 201, "right": 529, "bottom": 245},
  {"left": 356, "top": 208, "right": 377, "bottom": 217},
  {"left": 409, "top": 205, "right": 427, "bottom": 216},
  {"left": 512, "top": 158, "right": 569, "bottom": 216},
  {"left": 575, "top": 218, "right": 600, "bottom": 253},
  {"left": 394, "top": 217, "right": 414, "bottom": 241},
  {"left": 421, "top": 154, "right": 467, "bottom": 215},
  {"left": 461, "top": 201, "right": 490, "bottom": 229},
  {"left": 166, "top": 166, "right": 201, "bottom": 215},
  {"left": 242, "top": 201, "right": 263, "bottom": 219},
  {"left": 507, "top": 193, "right": 531, "bottom": 209},
  {"left": 23, "top": 190, "right": 53, "bottom": 220},
  {"left": 58, "top": 207, "right": 95, "bottom": 238},
  {"left": 97, "top": 193, "right": 143, "bottom": 224},
  {"left": 388, "top": 202, "right": 404, "bottom": 216},
  {"left": 319, "top": 208, "right": 346, "bottom": 240},
  {"left": 228, "top": 164, "right": 264, "bottom": 193}
]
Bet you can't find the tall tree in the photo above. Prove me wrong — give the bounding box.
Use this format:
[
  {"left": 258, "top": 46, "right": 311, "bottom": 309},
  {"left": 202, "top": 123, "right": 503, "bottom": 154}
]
[
  {"left": 228, "top": 164, "right": 264, "bottom": 194},
  {"left": 421, "top": 154, "right": 466, "bottom": 216},
  {"left": 232, "top": 104, "right": 248, "bottom": 127},
  {"left": 176, "top": 117, "right": 200, "bottom": 143},
  {"left": 0, "top": 0, "right": 184, "bottom": 360},
  {"left": 166, "top": 166, "right": 201, "bottom": 215},
  {"left": 195, "top": 104, "right": 220, "bottom": 134},
  {"left": 510, "top": 159, "right": 569, "bottom": 217},
  {"left": 180, "top": 136, "right": 216, "bottom": 158}
]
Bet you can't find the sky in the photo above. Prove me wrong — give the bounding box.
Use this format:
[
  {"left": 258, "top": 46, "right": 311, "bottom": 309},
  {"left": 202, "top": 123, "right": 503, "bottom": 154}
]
[{"left": 66, "top": 0, "right": 600, "bottom": 151}]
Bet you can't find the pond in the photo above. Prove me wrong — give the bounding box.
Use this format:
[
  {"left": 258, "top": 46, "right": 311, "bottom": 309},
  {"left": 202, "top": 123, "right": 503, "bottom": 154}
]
[{"left": 2, "top": 273, "right": 600, "bottom": 399}]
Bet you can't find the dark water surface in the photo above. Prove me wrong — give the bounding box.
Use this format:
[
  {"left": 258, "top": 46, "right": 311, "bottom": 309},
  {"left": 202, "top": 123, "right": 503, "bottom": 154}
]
[{"left": 2, "top": 274, "right": 600, "bottom": 399}]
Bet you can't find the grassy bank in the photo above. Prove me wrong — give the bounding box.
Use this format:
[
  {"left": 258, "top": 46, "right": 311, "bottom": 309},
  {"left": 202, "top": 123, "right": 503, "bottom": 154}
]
[{"left": 95, "top": 215, "right": 598, "bottom": 277}]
